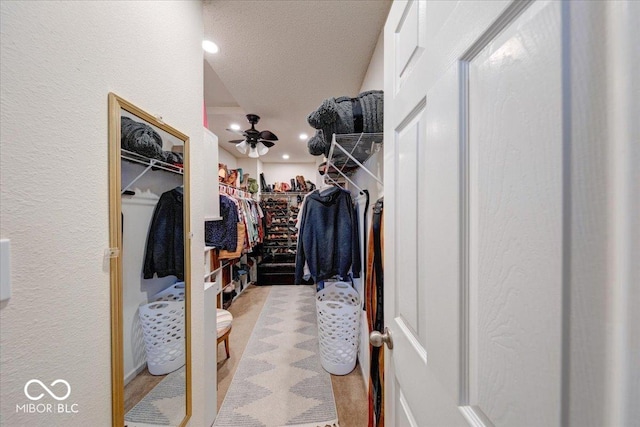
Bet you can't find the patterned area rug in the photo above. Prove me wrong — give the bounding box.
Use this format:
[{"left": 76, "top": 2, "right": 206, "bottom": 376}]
[
  {"left": 125, "top": 366, "right": 186, "bottom": 426},
  {"left": 214, "top": 285, "right": 339, "bottom": 427}
]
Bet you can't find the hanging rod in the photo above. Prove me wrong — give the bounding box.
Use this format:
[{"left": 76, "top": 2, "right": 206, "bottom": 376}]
[
  {"left": 219, "top": 182, "right": 253, "bottom": 199},
  {"left": 260, "top": 192, "right": 310, "bottom": 196}
]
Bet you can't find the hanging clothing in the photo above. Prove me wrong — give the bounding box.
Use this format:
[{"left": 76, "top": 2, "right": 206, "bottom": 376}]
[
  {"left": 143, "top": 187, "right": 184, "bottom": 280},
  {"left": 219, "top": 222, "right": 246, "bottom": 259},
  {"left": 205, "top": 195, "right": 239, "bottom": 251},
  {"left": 205, "top": 193, "right": 263, "bottom": 253},
  {"left": 295, "top": 187, "right": 360, "bottom": 284},
  {"left": 366, "top": 198, "right": 384, "bottom": 427}
]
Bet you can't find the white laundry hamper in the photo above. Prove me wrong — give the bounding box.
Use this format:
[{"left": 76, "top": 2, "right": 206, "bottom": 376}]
[
  {"left": 138, "top": 282, "right": 186, "bottom": 375},
  {"left": 316, "top": 281, "right": 360, "bottom": 375},
  {"left": 152, "top": 281, "right": 185, "bottom": 302}
]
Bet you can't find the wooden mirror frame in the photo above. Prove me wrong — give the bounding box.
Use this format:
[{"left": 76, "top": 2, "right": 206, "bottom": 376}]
[{"left": 108, "top": 93, "right": 191, "bottom": 427}]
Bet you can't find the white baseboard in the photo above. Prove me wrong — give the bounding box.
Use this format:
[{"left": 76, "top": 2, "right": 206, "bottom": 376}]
[{"left": 124, "top": 362, "right": 148, "bottom": 386}]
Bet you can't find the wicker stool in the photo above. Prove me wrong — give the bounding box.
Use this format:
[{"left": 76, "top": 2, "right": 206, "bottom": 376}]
[{"left": 216, "top": 309, "right": 233, "bottom": 359}]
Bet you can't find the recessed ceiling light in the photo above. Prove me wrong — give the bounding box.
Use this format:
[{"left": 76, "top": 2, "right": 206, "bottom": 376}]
[
  {"left": 282, "top": 154, "right": 290, "bottom": 160},
  {"left": 299, "top": 133, "right": 308, "bottom": 140},
  {"left": 230, "top": 123, "right": 241, "bottom": 131},
  {"left": 202, "top": 40, "right": 219, "bottom": 54}
]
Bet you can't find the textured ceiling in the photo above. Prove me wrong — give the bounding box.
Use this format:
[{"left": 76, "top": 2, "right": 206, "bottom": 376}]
[{"left": 203, "top": 0, "right": 390, "bottom": 163}]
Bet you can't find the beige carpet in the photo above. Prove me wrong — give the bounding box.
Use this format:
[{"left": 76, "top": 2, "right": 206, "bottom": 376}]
[{"left": 217, "top": 284, "right": 368, "bottom": 427}]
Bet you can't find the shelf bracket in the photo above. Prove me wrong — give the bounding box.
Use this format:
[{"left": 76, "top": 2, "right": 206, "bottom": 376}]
[
  {"left": 322, "top": 133, "right": 383, "bottom": 195},
  {"left": 121, "top": 162, "right": 155, "bottom": 194},
  {"left": 331, "top": 135, "right": 383, "bottom": 186},
  {"left": 324, "top": 162, "right": 365, "bottom": 195}
]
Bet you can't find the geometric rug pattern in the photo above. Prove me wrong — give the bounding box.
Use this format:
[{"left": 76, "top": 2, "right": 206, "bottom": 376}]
[
  {"left": 214, "top": 285, "right": 339, "bottom": 427},
  {"left": 125, "top": 365, "right": 186, "bottom": 427}
]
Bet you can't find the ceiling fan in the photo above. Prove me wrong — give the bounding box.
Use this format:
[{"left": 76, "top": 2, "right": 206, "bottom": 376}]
[{"left": 227, "top": 114, "right": 278, "bottom": 158}]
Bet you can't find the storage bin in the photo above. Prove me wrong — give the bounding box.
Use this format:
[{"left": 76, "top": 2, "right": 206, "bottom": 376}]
[
  {"left": 139, "top": 283, "right": 185, "bottom": 375},
  {"left": 151, "top": 281, "right": 185, "bottom": 302},
  {"left": 316, "top": 282, "right": 360, "bottom": 375}
]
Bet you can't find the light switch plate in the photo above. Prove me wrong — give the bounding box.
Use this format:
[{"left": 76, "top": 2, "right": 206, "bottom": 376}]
[{"left": 0, "top": 239, "right": 10, "bottom": 301}]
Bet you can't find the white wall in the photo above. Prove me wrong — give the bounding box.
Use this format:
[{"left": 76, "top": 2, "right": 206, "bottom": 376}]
[
  {"left": 353, "top": 28, "right": 384, "bottom": 206},
  {"left": 360, "top": 30, "right": 385, "bottom": 94},
  {"left": 237, "top": 158, "right": 259, "bottom": 186},
  {"left": 0, "top": 2, "right": 205, "bottom": 426},
  {"left": 352, "top": 28, "right": 385, "bottom": 387},
  {"left": 218, "top": 146, "right": 238, "bottom": 169}
]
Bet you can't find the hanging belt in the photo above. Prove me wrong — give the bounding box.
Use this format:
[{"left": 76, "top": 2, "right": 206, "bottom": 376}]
[{"left": 368, "top": 197, "right": 384, "bottom": 427}]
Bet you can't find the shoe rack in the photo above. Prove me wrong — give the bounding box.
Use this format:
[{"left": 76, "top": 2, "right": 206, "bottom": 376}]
[{"left": 260, "top": 193, "right": 303, "bottom": 256}]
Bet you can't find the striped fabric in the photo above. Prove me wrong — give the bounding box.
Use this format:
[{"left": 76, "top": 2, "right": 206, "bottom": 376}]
[{"left": 216, "top": 309, "right": 233, "bottom": 337}]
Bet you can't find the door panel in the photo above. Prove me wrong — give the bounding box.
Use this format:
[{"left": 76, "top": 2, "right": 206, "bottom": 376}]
[
  {"left": 384, "top": 1, "right": 564, "bottom": 426},
  {"left": 466, "top": 2, "right": 562, "bottom": 425},
  {"left": 395, "top": 383, "right": 420, "bottom": 427},
  {"left": 395, "top": 109, "right": 423, "bottom": 336},
  {"left": 394, "top": 0, "right": 425, "bottom": 92}
]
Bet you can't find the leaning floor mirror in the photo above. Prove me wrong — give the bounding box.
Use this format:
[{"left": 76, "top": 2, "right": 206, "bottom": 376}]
[{"left": 108, "top": 93, "right": 191, "bottom": 427}]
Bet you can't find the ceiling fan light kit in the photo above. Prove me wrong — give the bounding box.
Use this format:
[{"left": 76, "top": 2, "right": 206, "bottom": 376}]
[
  {"left": 227, "top": 114, "right": 278, "bottom": 158},
  {"left": 235, "top": 140, "right": 248, "bottom": 154},
  {"left": 257, "top": 142, "right": 269, "bottom": 156}
]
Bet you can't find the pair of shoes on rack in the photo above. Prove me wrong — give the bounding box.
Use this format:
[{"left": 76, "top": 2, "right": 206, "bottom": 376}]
[{"left": 296, "top": 176, "right": 307, "bottom": 192}]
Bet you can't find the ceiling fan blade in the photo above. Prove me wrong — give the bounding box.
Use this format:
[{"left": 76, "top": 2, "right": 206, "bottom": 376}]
[
  {"left": 258, "top": 140, "right": 275, "bottom": 148},
  {"left": 259, "top": 130, "right": 278, "bottom": 141},
  {"left": 228, "top": 139, "right": 246, "bottom": 143},
  {"left": 226, "top": 128, "right": 246, "bottom": 136}
]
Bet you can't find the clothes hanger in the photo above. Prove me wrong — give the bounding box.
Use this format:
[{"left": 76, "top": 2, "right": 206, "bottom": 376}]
[{"left": 320, "top": 175, "right": 341, "bottom": 195}]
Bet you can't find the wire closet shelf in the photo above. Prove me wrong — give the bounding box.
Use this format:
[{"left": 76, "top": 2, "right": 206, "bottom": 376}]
[
  {"left": 121, "top": 149, "right": 183, "bottom": 194},
  {"left": 323, "top": 132, "right": 383, "bottom": 194}
]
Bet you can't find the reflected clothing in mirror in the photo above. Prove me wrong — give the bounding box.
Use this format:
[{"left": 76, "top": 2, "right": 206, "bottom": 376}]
[{"left": 144, "top": 186, "right": 184, "bottom": 280}]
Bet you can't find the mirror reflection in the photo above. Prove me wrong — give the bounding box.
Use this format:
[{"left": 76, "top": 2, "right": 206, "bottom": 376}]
[{"left": 109, "top": 94, "right": 190, "bottom": 427}]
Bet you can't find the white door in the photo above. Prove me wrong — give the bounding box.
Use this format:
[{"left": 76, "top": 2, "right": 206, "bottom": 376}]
[{"left": 383, "top": 1, "right": 567, "bottom": 425}]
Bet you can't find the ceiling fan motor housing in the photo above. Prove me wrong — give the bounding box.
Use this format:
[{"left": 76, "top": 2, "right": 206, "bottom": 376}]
[
  {"left": 227, "top": 113, "right": 277, "bottom": 155},
  {"left": 246, "top": 114, "right": 260, "bottom": 125}
]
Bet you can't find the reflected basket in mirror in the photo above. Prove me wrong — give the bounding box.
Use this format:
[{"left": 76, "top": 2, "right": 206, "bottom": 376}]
[
  {"left": 152, "top": 282, "right": 185, "bottom": 302},
  {"left": 139, "top": 284, "right": 186, "bottom": 375}
]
